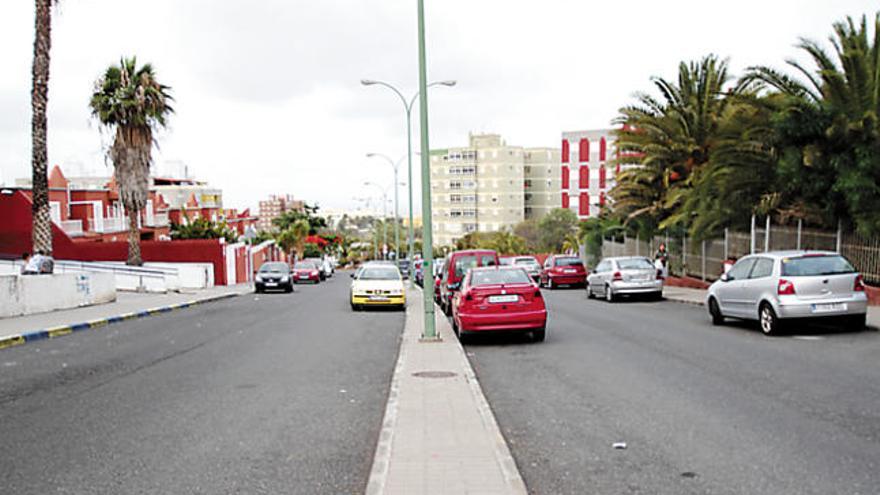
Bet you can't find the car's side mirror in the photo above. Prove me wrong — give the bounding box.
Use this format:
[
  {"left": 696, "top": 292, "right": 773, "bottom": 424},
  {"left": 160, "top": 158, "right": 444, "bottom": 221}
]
[
  {"left": 720, "top": 273, "right": 731, "bottom": 282},
  {"left": 350, "top": 273, "right": 356, "bottom": 279}
]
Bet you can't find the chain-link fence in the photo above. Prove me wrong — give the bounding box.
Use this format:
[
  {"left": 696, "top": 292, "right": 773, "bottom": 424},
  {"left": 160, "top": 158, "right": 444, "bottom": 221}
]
[{"left": 599, "top": 217, "right": 880, "bottom": 284}]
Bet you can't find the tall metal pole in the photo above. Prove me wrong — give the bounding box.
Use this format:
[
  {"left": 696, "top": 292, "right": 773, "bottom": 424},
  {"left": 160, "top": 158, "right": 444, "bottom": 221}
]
[
  {"left": 417, "top": 0, "right": 436, "bottom": 340},
  {"left": 765, "top": 215, "right": 771, "bottom": 253},
  {"left": 393, "top": 166, "right": 400, "bottom": 261}
]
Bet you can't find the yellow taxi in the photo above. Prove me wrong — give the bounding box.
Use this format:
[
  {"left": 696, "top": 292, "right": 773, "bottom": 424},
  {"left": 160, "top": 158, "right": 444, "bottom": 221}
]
[{"left": 350, "top": 263, "right": 406, "bottom": 311}]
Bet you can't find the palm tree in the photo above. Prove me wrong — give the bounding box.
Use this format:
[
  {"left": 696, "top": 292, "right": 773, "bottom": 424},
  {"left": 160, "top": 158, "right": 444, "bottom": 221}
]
[
  {"left": 612, "top": 55, "right": 740, "bottom": 232},
  {"left": 30, "top": 0, "right": 56, "bottom": 256},
  {"left": 290, "top": 219, "right": 310, "bottom": 260},
  {"left": 742, "top": 13, "right": 880, "bottom": 234},
  {"left": 89, "top": 57, "right": 173, "bottom": 265}
]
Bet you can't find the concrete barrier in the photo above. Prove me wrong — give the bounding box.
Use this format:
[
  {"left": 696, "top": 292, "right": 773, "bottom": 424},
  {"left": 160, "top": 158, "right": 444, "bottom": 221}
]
[{"left": 0, "top": 273, "right": 116, "bottom": 318}]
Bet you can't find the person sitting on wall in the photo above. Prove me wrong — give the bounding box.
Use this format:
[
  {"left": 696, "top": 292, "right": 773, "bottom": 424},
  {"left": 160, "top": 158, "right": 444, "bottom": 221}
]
[
  {"left": 37, "top": 251, "right": 54, "bottom": 274},
  {"left": 20, "top": 252, "right": 38, "bottom": 275}
]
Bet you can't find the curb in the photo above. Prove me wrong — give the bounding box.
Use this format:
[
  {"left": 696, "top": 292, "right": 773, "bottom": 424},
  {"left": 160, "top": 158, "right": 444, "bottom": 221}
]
[
  {"left": 0, "top": 292, "right": 241, "bottom": 351},
  {"left": 665, "top": 295, "right": 706, "bottom": 307}
]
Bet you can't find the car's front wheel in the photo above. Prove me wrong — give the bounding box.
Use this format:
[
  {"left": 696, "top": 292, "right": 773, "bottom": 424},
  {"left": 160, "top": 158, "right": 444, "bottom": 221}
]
[
  {"left": 708, "top": 297, "right": 724, "bottom": 325},
  {"left": 586, "top": 282, "right": 595, "bottom": 299},
  {"left": 759, "top": 303, "right": 781, "bottom": 336}
]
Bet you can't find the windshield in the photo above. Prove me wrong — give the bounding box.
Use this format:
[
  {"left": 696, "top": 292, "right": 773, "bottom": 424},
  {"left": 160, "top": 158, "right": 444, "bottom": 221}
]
[
  {"left": 555, "top": 257, "right": 583, "bottom": 267},
  {"left": 358, "top": 267, "right": 400, "bottom": 280},
  {"left": 295, "top": 262, "right": 317, "bottom": 270},
  {"left": 259, "top": 263, "right": 288, "bottom": 273},
  {"left": 617, "top": 258, "right": 655, "bottom": 270},
  {"left": 471, "top": 269, "right": 532, "bottom": 286},
  {"left": 781, "top": 255, "right": 855, "bottom": 277}
]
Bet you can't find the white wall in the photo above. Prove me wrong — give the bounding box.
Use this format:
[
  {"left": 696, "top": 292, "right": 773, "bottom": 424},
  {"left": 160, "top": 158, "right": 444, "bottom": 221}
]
[{"left": 0, "top": 273, "right": 116, "bottom": 318}]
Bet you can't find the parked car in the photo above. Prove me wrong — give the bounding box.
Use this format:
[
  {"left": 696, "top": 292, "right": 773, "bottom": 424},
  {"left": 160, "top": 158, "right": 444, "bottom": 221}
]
[
  {"left": 587, "top": 256, "right": 663, "bottom": 301},
  {"left": 433, "top": 257, "right": 447, "bottom": 303},
  {"left": 439, "top": 250, "right": 500, "bottom": 315},
  {"left": 305, "top": 258, "right": 328, "bottom": 280},
  {"left": 254, "top": 262, "right": 294, "bottom": 293},
  {"left": 499, "top": 256, "right": 515, "bottom": 266},
  {"left": 540, "top": 255, "right": 587, "bottom": 289},
  {"left": 452, "top": 266, "right": 547, "bottom": 342},
  {"left": 322, "top": 258, "right": 335, "bottom": 278},
  {"left": 511, "top": 255, "right": 542, "bottom": 281},
  {"left": 293, "top": 261, "right": 322, "bottom": 284},
  {"left": 350, "top": 264, "right": 406, "bottom": 311},
  {"left": 398, "top": 259, "right": 411, "bottom": 279},
  {"left": 706, "top": 251, "right": 868, "bottom": 335}
]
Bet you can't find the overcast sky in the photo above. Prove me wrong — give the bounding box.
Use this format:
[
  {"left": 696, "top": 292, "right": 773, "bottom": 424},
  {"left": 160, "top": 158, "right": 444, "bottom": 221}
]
[{"left": 1, "top": 1, "right": 876, "bottom": 214}]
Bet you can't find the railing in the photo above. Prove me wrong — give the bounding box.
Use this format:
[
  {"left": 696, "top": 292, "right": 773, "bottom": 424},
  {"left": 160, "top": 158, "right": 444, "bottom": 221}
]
[
  {"left": 147, "top": 212, "right": 169, "bottom": 227},
  {"left": 100, "top": 216, "right": 128, "bottom": 233},
  {"left": 60, "top": 219, "right": 84, "bottom": 237},
  {"left": 600, "top": 221, "right": 880, "bottom": 285},
  {"left": 0, "top": 258, "right": 178, "bottom": 292}
]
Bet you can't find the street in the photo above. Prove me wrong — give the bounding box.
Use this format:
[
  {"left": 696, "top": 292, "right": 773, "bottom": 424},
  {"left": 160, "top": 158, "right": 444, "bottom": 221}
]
[
  {"left": 464, "top": 288, "right": 880, "bottom": 495},
  {"left": 0, "top": 275, "right": 404, "bottom": 495}
]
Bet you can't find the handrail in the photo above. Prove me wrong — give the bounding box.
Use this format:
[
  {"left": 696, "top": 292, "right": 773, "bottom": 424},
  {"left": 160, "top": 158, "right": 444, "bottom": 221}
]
[{"left": 0, "top": 259, "right": 175, "bottom": 279}]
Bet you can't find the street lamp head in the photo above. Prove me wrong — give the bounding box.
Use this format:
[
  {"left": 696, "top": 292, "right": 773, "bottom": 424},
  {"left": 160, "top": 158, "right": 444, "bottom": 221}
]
[
  {"left": 439, "top": 80, "right": 457, "bottom": 87},
  {"left": 361, "top": 79, "right": 378, "bottom": 86},
  {"left": 366, "top": 153, "right": 377, "bottom": 158}
]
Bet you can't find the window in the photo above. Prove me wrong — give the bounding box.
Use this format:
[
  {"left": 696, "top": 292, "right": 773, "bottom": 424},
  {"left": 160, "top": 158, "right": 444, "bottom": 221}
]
[
  {"left": 471, "top": 269, "right": 531, "bottom": 286},
  {"left": 561, "top": 139, "right": 570, "bottom": 163},
  {"left": 561, "top": 167, "right": 570, "bottom": 189},
  {"left": 727, "top": 258, "right": 757, "bottom": 281},
  {"left": 749, "top": 258, "right": 774, "bottom": 278},
  {"left": 449, "top": 181, "right": 462, "bottom": 190},
  {"left": 450, "top": 194, "right": 462, "bottom": 203},
  {"left": 781, "top": 255, "right": 855, "bottom": 276}
]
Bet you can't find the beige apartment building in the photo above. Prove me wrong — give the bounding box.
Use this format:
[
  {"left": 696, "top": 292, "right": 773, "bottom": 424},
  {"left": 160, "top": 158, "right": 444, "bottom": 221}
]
[
  {"left": 430, "top": 133, "right": 560, "bottom": 247},
  {"left": 257, "top": 194, "right": 304, "bottom": 231}
]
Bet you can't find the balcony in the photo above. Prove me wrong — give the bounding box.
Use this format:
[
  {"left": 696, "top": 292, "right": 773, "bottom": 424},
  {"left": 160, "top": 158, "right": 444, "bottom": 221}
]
[
  {"left": 147, "top": 212, "right": 169, "bottom": 227},
  {"left": 60, "top": 219, "right": 84, "bottom": 237},
  {"left": 100, "top": 216, "right": 128, "bottom": 233}
]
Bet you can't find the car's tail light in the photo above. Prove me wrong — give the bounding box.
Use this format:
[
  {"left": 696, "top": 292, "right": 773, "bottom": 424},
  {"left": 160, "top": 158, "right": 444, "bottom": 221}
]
[
  {"left": 613, "top": 271, "right": 622, "bottom": 281},
  {"left": 656, "top": 269, "right": 664, "bottom": 280},
  {"left": 854, "top": 274, "right": 866, "bottom": 292},
  {"left": 778, "top": 278, "right": 796, "bottom": 295}
]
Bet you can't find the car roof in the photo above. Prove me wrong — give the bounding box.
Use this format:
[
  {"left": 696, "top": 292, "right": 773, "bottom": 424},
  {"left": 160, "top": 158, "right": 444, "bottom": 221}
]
[
  {"left": 742, "top": 250, "right": 839, "bottom": 260},
  {"left": 451, "top": 249, "right": 496, "bottom": 256},
  {"left": 470, "top": 265, "right": 525, "bottom": 272}
]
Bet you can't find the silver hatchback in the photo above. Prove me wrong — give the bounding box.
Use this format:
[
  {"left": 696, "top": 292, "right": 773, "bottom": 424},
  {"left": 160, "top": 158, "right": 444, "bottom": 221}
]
[
  {"left": 706, "top": 251, "right": 868, "bottom": 335},
  {"left": 587, "top": 256, "right": 663, "bottom": 302}
]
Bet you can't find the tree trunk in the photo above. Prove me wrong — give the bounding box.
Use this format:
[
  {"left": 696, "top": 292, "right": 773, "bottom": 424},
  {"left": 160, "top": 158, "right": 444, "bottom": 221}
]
[
  {"left": 31, "top": 0, "right": 53, "bottom": 255},
  {"left": 126, "top": 206, "right": 143, "bottom": 266}
]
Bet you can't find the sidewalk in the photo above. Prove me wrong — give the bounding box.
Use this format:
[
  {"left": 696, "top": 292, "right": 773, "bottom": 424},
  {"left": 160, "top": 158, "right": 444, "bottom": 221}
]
[
  {"left": 663, "top": 286, "right": 880, "bottom": 328},
  {"left": 0, "top": 284, "right": 252, "bottom": 347},
  {"left": 367, "top": 288, "right": 527, "bottom": 495}
]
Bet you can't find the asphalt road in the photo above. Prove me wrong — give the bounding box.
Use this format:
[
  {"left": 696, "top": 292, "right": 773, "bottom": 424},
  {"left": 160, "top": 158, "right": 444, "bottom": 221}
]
[
  {"left": 464, "top": 288, "right": 880, "bottom": 495},
  {"left": 0, "top": 273, "right": 403, "bottom": 495}
]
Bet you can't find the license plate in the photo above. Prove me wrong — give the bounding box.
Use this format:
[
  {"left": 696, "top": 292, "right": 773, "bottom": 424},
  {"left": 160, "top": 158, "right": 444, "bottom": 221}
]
[
  {"left": 488, "top": 295, "right": 519, "bottom": 304},
  {"left": 265, "top": 282, "right": 277, "bottom": 287},
  {"left": 634, "top": 275, "right": 651, "bottom": 281},
  {"left": 811, "top": 302, "right": 847, "bottom": 313},
  {"left": 299, "top": 275, "right": 310, "bottom": 280},
  {"left": 369, "top": 296, "right": 389, "bottom": 302}
]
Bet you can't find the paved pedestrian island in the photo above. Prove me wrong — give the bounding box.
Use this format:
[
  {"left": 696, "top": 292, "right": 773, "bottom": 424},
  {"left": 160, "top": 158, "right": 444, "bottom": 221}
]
[{"left": 367, "top": 288, "right": 527, "bottom": 495}]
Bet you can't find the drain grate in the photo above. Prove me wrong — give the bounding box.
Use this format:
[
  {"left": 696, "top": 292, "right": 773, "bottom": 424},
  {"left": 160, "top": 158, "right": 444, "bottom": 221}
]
[{"left": 412, "top": 371, "right": 457, "bottom": 379}]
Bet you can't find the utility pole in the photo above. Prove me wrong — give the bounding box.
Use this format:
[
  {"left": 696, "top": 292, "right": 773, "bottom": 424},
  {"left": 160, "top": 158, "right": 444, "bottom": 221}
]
[{"left": 417, "top": 0, "right": 437, "bottom": 340}]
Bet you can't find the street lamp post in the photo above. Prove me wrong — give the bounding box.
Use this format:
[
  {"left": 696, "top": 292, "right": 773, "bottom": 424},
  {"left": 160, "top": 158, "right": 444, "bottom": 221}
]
[
  {"left": 364, "top": 182, "right": 390, "bottom": 259},
  {"left": 366, "top": 153, "right": 403, "bottom": 264},
  {"left": 416, "top": 0, "right": 436, "bottom": 340},
  {"left": 361, "top": 80, "right": 455, "bottom": 280}
]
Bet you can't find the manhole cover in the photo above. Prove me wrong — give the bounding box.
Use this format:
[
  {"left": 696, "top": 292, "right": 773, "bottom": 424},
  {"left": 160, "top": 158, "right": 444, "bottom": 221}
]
[{"left": 412, "top": 371, "right": 457, "bottom": 379}]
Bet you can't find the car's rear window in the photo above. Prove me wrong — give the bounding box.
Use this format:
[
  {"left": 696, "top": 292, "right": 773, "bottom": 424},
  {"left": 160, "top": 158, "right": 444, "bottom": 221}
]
[
  {"left": 617, "top": 258, "right": 654, "bottom": 270},
  {"left": 359, "top": 267, "right": 400, "bottom": 280},
  {"left": 780, "top": 255, "right": 856, "bottom": 277},
  {"left": 555, "top": 257, "right": 583, "bottom": 267},
  {"left": 515, "top": 258, "right": 539, "bottom": 266},
  {"left": 471, "top": 269, "right": 532, "bottom": 286},
  {"left": 454, "top": 254, "right": 497, "bottom": 277}
]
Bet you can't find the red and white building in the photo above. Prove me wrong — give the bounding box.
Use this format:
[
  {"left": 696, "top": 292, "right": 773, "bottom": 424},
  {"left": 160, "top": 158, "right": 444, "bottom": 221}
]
[{"left": 560, "top": 129, "right": 619, "bottom": 220}]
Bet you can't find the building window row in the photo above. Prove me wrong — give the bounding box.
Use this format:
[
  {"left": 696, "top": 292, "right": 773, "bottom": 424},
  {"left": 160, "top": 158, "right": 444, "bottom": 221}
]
[
  {"left": 448, "top": 165, "right": 476, "bottom": 175},
  {"left": 443, "top": 150, "right": 477, "bottom": 161},
  {"left": 448, "top": 180, "right": 476, "bottom": 190}
]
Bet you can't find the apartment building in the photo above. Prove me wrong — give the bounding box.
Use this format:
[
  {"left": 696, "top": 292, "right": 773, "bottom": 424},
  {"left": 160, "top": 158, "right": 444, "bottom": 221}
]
[
  {"left": 560, "top": 129, "right": 618, "bottom": 220},
  {"left": 257, "top": 194, "right": 305, "bottom": 231},
  {"left": 431, "top": 134, "right": 532, "bottom": 247},
  {"left": 524, "top": 148, "right": 562, "bottom": 219}
]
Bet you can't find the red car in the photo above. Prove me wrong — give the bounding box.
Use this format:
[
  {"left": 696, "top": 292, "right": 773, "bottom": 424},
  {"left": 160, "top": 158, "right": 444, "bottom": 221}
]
[
  {"left": 540, "top": 255, "right": 587, "bottom": 289},
  {"left": 452, "top": 266, "right": 547, "bottom": 342},
  {"left": 439, "top": 249, "right": 500, "bottom": 316},
  {"left": 292, "top": 261, "right": 322, "bottom": 284}
]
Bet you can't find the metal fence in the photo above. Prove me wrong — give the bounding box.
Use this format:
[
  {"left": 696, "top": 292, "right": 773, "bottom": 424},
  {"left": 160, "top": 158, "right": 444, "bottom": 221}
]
[{"left": 600, "top": 217, "right": 880, "bottom": 285}]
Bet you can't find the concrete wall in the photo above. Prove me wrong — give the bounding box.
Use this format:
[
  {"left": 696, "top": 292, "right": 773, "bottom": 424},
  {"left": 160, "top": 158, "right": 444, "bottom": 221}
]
[{"left": 0, "top": 273, "right": 116, "bottom": 318}]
